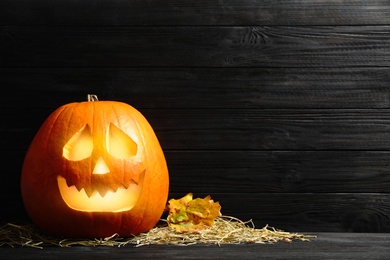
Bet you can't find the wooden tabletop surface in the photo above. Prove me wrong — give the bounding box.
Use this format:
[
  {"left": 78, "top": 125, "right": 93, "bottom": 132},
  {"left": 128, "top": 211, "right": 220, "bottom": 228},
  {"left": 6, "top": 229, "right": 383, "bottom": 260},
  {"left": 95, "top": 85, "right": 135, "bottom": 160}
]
[{"left": 1, "top": 232, "right": 390, "bottom": 260}]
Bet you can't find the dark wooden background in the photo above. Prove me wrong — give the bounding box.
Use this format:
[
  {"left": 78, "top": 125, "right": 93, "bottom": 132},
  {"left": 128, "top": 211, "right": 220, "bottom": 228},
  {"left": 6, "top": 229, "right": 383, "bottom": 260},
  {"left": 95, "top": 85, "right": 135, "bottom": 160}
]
[{"left": 1, "top": 0, "right": 390, "bottom": 233}]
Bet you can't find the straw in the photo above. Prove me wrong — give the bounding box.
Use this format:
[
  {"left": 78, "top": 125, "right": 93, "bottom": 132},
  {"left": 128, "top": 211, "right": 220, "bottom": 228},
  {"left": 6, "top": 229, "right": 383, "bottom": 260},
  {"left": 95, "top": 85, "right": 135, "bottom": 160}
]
[{"left": 0, "top": 216, "right": 315, "bottom": 248}]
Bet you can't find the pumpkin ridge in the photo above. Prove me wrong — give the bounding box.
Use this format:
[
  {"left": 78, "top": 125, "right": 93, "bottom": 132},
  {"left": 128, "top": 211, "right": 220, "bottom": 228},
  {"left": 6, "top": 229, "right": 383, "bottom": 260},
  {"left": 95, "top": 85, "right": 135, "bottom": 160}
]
[
  {"left": 110, "top": 102, "right": 126, "bottom": 187},
  {"left": 131, "top": 108, "right": 164, "bottom": 232},
  {"left": 109, "top": 102, "right": 137, "bottom": 188}
]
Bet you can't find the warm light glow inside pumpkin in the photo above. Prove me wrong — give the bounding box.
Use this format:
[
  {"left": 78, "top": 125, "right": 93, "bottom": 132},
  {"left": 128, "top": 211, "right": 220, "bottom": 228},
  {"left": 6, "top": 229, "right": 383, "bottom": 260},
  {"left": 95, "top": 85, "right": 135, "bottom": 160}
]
[
  {"left": 59, "top": 122, "right": 143, "bottom": 212},
  {"left": 107, "top": 123, "right": 138, "bottom": 159},
  {"left": 92, "top": 157, "right": 110, "bottom": 175},
  {"left": 57, "top": 172, "right": 143, "bottom": 212},
  {"left": 63, "top": 124, "right": 93, "bottom": 161}
]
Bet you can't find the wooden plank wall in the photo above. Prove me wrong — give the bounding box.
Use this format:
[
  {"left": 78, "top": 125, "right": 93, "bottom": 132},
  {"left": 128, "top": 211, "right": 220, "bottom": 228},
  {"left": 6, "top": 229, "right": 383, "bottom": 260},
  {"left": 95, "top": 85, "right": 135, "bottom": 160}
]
[{"left": 1, "top": 0, "right": 390, "bottom": 232}]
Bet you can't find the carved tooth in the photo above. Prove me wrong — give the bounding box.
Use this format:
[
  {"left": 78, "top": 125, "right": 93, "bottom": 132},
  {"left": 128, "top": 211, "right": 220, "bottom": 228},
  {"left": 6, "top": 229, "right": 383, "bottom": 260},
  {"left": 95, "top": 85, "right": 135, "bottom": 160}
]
[
  {"left": 97, "top": 187, "right": 109, "bottom": 197},
  {"left": 84, "top": 186, "right": 96, "bottom": 198},
  {"left": 57, "top": 175, "right": 142, "bottom": 212}
]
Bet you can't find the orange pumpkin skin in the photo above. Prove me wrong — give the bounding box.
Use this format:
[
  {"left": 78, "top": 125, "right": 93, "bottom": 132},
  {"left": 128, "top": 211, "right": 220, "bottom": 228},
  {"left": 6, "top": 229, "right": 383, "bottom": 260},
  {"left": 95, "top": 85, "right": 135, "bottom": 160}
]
[{"left": 21, "top": 98, "right": 169, "bottom": 238}]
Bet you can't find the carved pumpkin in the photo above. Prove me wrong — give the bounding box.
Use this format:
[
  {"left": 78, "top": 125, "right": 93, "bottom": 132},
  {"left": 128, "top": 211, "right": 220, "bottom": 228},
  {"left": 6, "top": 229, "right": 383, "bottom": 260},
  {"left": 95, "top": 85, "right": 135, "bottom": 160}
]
[{"left": 21, "top": 95, "right": 169, "bottom": 238}]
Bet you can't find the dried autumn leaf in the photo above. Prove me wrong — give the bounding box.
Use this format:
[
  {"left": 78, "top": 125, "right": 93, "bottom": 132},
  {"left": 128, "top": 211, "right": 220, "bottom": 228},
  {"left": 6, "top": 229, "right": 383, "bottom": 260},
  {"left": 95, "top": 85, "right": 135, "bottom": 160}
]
[{"left": 166, "top": 193, "right": 222, "bottom": 233}]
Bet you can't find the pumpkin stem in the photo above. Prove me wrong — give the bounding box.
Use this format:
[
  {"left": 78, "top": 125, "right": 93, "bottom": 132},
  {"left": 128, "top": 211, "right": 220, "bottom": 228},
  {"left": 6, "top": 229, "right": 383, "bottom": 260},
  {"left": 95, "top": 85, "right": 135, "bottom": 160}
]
[{"left": 87, "top": 94, "right": 99, "bottom": 102}]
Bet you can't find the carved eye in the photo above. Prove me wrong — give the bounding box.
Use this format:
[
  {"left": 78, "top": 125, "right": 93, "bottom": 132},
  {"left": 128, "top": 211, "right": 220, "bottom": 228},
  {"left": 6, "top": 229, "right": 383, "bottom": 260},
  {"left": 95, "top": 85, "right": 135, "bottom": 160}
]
[
  {"left": 106, "top": 123, "right": 137, "bottom": 159},
  {"left": 63, "top": 124, "right": 93, "bottom": 161}
]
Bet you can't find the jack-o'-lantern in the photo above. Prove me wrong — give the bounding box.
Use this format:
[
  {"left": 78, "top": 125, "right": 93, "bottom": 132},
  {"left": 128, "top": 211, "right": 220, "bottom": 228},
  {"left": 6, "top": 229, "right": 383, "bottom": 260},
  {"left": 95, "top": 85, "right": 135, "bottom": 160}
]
[{"left": 21, "top": 95, "right": 169, "bottom": 238}]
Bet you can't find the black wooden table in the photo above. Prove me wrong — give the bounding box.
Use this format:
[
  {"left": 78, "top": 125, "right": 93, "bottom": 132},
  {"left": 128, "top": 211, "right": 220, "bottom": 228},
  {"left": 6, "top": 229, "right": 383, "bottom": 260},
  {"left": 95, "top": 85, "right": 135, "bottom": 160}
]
[{"left": 1, "top": 233, "right": 390, "bottom": 259}]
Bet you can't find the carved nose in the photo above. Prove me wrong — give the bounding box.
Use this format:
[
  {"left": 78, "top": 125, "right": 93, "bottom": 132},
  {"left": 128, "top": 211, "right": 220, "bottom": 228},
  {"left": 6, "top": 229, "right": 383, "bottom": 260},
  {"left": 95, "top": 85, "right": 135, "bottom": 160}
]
[{"left": 92, "top": 157, "right": 110, "bottom": 175}]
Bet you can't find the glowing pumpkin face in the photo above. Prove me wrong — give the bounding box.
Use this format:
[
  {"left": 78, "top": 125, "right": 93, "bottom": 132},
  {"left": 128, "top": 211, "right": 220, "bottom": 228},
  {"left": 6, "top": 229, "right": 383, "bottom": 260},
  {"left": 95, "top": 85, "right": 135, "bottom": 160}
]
[
  {"left": 58, "top": 122, "right": 142, "bottom": 213},
  {"left": 21, "top": 95, "right": 169, "bottom": 238}
]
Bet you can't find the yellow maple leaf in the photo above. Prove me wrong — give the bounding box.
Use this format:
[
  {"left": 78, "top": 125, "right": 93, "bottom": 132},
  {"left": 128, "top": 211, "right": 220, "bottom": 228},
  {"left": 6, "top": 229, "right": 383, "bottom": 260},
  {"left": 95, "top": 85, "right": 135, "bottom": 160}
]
[{"left": 166, "top": 193, "right": 222, "bottom": 233}]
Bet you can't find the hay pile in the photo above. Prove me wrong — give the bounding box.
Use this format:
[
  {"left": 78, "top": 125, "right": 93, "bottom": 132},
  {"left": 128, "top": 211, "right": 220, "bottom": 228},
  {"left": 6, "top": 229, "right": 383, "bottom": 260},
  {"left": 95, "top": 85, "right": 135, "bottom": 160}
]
[{"left": 0, "top": 216, "right": 315, "bottom": 248}]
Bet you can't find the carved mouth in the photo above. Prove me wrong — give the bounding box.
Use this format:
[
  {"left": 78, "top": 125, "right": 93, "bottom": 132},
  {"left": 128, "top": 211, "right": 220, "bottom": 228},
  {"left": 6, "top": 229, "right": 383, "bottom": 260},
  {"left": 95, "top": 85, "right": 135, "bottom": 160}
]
[{"left": 57, "top": 172, "right": 143, "bottom": 213}]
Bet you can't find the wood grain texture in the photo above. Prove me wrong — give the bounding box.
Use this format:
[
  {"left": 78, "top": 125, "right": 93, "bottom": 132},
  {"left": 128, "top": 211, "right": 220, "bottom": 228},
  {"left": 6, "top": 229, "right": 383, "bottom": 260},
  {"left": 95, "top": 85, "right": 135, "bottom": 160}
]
[
  {"left": 1, "top": 233, "right": 390, "bottom": 259},
  {"left": 199, "top": 193, "right": 390, "bottom": 232},
  {"left": 2, "top": 26, "right": 390, "bottom": 67},
  {"left": 166, "top": 151, "right": 390, "bottom": 194},
  {"left": 5, "top": 150, "right": 390, "bottom": 196},
  {"left": 5, "top": 149, "right": 390, "bottom": 229},
  {"left": 2, "top": 0, "right": 390, "bottom": 234},
  {"left": 4, "top": 192, "right": 390, "bottom": 232},
  {"left": 142, "top": 109, "right": 390, "bottom": 151},
  {"left": 1, "top": 0, "right": 390, "bottom": 26},
  {"left": 2, "top": 67, "right": 390, "bottom": 109},
  {"left": 4, "top": 108, "right": 390, "bottom": 151}
]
